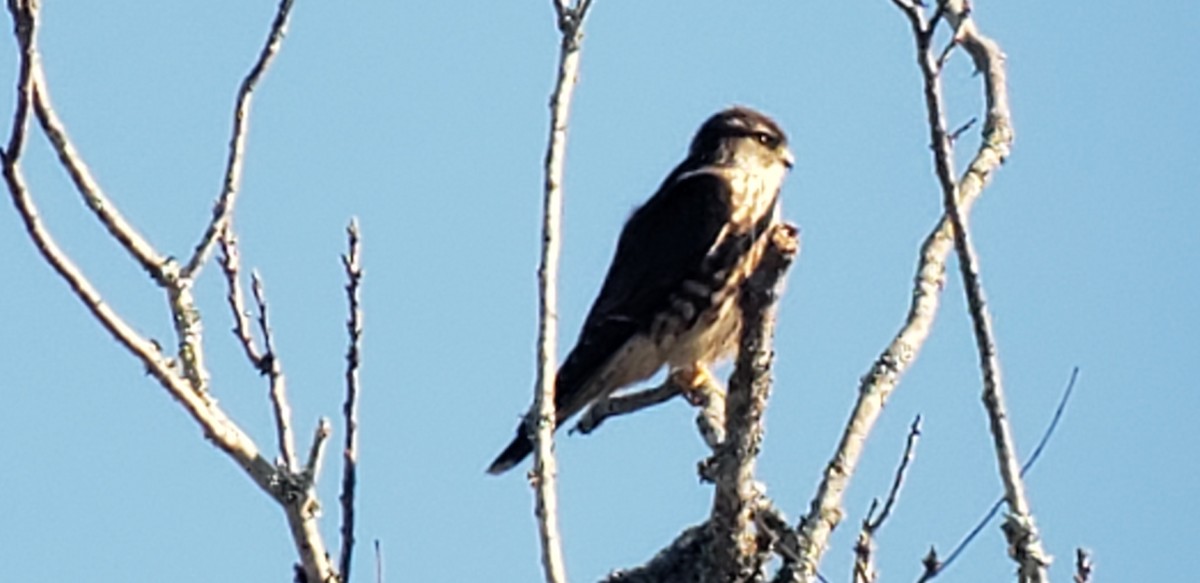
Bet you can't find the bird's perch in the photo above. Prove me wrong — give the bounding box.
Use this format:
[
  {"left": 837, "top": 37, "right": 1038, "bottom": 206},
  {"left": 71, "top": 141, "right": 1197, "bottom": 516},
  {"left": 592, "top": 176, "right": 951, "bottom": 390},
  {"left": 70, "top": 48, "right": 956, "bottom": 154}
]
[{"left": 605, "top": 223, "right": 800, "bottom": 583}]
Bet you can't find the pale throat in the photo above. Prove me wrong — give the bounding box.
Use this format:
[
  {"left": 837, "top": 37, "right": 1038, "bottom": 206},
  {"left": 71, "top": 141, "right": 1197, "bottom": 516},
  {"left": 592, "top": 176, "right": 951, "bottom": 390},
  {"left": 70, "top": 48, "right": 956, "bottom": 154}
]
[{"left": 723, "top": 158, "right": 786, "bottom": 229}]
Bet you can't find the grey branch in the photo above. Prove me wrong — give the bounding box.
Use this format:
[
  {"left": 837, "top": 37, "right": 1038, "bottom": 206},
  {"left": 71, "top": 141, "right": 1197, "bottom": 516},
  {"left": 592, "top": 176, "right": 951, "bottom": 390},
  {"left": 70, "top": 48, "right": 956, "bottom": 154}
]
[
  {"left": 532, "top": 2, "right": 596, "bottom": 583},
  {"left": 573, "top": 370, "right": 725, "bottom": 449},
  {"left": 603, "top": 523, "right": 713, "bottom": 583},
  {"left": 1, "top": 2, "right": 339, "bottom": 581},
  {"left": 574, "top": 379, "right": 684, "bottom": 436},
  {"left": 184, "top": 0, "right": 295, "bottom": 279},
  {"left": 219, "top": 229, "right": 266, "bottom": 365},
  {"left": 30, "top": 66, "right": 168, "bottom": 283},
  {"left": 937, "top": 3, "right": 1050, "bottom": 579},
  {"left": 854, "top": 416, "right": 923, "bottom": 583},
  {"left": 218, "top": 194, "right": 299, "bottom": 481},
  {"left": 252, "top": 270, "right": 300, "bottom": 472},
  {"left": 1072, "top": 549, "right": 1092, "bottom": 583},
  {"left": 702, "top": 223, "right": 799, "bottom": 583},
  {"left": 339, "top": 218, "right": 364, "bottom": 583},
  {"left": 785, "top": 1, "right": 1021, "bottom": 580},
  {"left": 602, "top": 225, "right": 799, "bottom": 583}
]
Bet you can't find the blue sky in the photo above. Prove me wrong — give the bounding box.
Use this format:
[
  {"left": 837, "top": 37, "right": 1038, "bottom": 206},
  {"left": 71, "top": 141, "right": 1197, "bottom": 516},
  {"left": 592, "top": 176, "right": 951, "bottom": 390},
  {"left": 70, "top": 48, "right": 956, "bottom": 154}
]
[{"left": 1, "top": 1, "right": 1196, "bottom": 581}]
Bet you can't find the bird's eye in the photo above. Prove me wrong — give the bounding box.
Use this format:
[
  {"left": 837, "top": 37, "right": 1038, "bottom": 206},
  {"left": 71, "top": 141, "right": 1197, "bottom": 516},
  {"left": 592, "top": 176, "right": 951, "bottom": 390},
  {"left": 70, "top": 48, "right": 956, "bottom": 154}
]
[{"left": 754, "top": 132, "right": 779, "bottom": 148}]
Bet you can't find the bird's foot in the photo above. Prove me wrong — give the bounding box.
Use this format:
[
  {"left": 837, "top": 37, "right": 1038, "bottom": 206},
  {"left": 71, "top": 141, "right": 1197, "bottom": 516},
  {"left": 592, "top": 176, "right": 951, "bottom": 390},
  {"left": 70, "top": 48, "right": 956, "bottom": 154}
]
[
  {"left": 671, "top": 365, "right": 727, "bottom": 449},
  {"left": 672, "top": 365, "right": 724, "bottom": 406}
]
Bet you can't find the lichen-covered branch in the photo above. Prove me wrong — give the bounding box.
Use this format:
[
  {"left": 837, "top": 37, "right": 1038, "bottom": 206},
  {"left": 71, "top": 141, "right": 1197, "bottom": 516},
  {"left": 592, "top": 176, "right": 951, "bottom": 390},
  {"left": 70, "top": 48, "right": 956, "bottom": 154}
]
[
  {"left": 702, "top": 224, "right": 799, "bottom": 583},
  {"left": 601, "top": 226, "right": 799, "bottom": 583},
  {"left": 602, "top": 523, "right": 712, "bottom": 583}
]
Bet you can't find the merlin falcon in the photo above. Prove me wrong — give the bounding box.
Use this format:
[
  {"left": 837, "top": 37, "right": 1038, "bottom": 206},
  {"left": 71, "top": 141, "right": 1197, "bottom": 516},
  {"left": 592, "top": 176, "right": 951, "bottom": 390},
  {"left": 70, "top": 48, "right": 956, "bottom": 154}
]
[{"left": 488, "top": 106, "right": 794, "bottom": 475}]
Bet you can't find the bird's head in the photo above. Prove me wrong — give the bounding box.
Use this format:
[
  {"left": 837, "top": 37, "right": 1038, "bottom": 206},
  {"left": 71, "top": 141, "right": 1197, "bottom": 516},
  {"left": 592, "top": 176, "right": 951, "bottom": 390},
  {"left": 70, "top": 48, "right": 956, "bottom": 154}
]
[{"left": 688, "top": 106, "right": 794, "bottom": 173}]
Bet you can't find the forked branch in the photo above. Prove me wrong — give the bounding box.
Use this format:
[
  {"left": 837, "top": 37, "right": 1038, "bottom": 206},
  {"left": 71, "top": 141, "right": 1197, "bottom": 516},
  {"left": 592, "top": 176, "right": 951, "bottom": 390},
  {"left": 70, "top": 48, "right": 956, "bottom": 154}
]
[
  {"left": 783, "top": 1, "right": 1020, "bottom": 581},
  {"left": 184, "top": 0, "right": 296, "bottom": 279},
  {"left": 2, "top": 2, "right": 340, "bottom": 581}
]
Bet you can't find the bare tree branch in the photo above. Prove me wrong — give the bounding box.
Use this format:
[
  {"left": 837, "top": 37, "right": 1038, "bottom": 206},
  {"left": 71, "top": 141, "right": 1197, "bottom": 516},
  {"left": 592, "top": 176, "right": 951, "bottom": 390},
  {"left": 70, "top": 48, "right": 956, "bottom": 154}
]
[
  {"left": 1072, "top": 549, "right": 1092, "bottom": 583},
  {"left": 924, "top": 3, "right": 1050, "bottom": 579},
  {"left": 375, "top": 540, "right": 385, "bottom": 583},
  {"left": 249, "top": 269, "right": 300, "bottom": 471},
  {"left": 30, "top": 66, "right": 168, "bottom": 283},
  {"left": 184, "top": 0, "right": 295, "bottom": 279},
  {"left": 287, "top": 419, "right": 333, "bottom": 582},
  {"left": 305, "top": 418, "right": 332, "bottom": 480},
  {"left": 602, "top": 523, "right": 713, "bottom": 583},
  {"left": 339, "top": 218, "right": 364, "bottom": 582},
  {"left": 702, "top": 223, "right": 799, "bottom": 583},
  {"left": 573, "top": 370, "right": 727, "bottom": 450},
  {"left": 2, "top": 3, "right": 340, "bottom": 581},
  {"left": 219, "top": 227, "right": 267, "bottom": 365},
  {"left": 785, "top": 2, "right": 1020, "bottom": 580},
  {"left": 867, "top": 416, "right": 922, "bottom": 533},
  {"left": 919, "top": 368, "right": 1079, "bottom": 582},
  {"left": 573, "top": 379, "right": 684, "bottom": 436},
  {"left": 854, "top": 416, "right": 923, "bottom": 583},
  {"left": 531, "top": 2, "right": 597, "bottom": 582}
]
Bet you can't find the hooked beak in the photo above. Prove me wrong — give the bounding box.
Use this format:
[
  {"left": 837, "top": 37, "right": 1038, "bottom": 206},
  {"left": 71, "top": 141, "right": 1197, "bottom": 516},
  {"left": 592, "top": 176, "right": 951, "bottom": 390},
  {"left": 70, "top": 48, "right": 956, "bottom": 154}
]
[{"left": 782, "top": 147, "right": 795, "bottom": 170}]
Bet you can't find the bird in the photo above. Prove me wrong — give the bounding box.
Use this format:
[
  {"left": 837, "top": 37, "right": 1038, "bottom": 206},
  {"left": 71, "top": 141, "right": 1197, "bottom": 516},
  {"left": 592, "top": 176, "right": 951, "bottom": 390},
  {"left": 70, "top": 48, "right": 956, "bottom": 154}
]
[{"left": 487, "top": 106, "right": 794, "bottom": 475}]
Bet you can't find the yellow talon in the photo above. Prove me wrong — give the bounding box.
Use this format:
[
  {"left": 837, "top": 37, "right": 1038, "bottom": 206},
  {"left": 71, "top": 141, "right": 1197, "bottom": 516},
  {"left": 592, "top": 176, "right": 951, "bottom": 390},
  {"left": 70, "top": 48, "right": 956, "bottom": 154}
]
[{"left": 671, "top": 364, "right": 721, "bottom": 406}]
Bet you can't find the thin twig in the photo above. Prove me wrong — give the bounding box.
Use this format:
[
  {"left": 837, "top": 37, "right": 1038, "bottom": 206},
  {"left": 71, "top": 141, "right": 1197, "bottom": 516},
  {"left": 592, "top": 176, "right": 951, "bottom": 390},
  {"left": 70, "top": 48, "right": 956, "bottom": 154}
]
[
  {"left": 375, "top": 540, "right": 384, "bottom": 583},
  {"left": 305, "top": 418, "right": 332, "bottom": 480},
  {"left": 252, "top": 270, "right": 299, "bottom": 471},
  {"left": 854, "top": 416, "right": 923, "bottom": 583},
  {"left": 184, "top": 0, "right": 295, "bottom": 279},
  {"left": 339, "top": 218, "right": 364, "bottom": 583},
  {"left": 573, "top": 379, "right": 683, "bottom": 435},
  {"left": 869, "top": 415, "right": 922, "bottom": 532},
  {"left": 2, "top": 0, "right": 33, "bottom": 160},
  {"left": 916, "top": 367, "right": 1079, "bottom": 582},
  {"left": 219, "top": 228, "right": 265, "bottom": 365},
  {"left": 1023, "top": 367, "right": 1079, "bottom": 476},
  {"left": 531, "top": 2, "right": 595, "bottom": 582},
  {"left": 947, "top": 117, "right": 977, "bottom": 143},
  {"left": 1073, "top": 548, "right": 1092, "bottom": 583}
]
